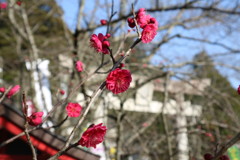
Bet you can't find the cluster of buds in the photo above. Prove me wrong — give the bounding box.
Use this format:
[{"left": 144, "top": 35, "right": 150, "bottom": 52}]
[
  {"left": 127, "top": 8, "right": 158, "bottom": 43},
  {"left": 0, "top": 85, "right": 21, "bottom": 99},
  {"left": 90, "top": 33, "right": 111, "bottom": 54}
]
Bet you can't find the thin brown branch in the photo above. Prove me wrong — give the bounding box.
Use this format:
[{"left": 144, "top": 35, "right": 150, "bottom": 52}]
[
  {"left": 212, "top": 132, "right": 240, "bottom": 160},
  {"left": 106, "top": 0, "right": 117, "bottom": 34},
  {"left": 77, "top": 0, "right": 85, "bottom": 31},
  {"left": 116, "top": 102, "right": 123, "bottom": 160},
  {"left": 22, "top": 92, "right": 37, "bottom": 160},
  {"left": 160, "top": 72, "right": 173, "bottom": 160},
  {"left": 0, "top": 86, "right": 12, "bottom": 103},
  {"left": 131, "top": 4, "right": 141, "bottom": 38}
]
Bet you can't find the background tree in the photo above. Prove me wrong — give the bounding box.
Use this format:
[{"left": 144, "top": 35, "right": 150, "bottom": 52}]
[{"left": 0, "top": 0, "right": 240, "bottom": 160}]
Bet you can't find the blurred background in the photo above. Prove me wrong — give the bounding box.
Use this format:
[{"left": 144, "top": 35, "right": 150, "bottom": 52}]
[{"left": 1, "top": 0, "right": 240, "bottom": 160}]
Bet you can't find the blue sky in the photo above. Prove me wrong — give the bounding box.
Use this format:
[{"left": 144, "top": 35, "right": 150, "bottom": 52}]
[
  {"left": 56, "top": 0, "right": 240, "bottom": 88},
  {"left": 56, "top": 0, "right": 150, "bottom": 31}
]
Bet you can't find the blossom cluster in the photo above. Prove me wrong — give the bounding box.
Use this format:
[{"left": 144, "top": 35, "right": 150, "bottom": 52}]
[
  {"left": 25, "top": 101, "right": 107, "bottom": 148},
  {"left": 7, "top": 85, "right": 21, "bottom": 98},
  {"left": 65, "top": 102, "right": 107, "bottom": 148},
  {"left": 0, "top": 85, "right": 21, "bottom": 99},
  {"left": 0, "top": 85, "right": 44, "bottom": 126},
  {"left": 89, "top": 8, "right": 158, "bottom": 95},
  {"left": 78, "top": 123, "right": 107, "bottom": 148},
  {"left": 27, "top": 112, "right": 44, "bottom": 126},
  {"left": 90, "top": 33, "right": 111, "bottom": 54},
  {"left": 128, "top": 8, "right": 158, "bottom": 43}
]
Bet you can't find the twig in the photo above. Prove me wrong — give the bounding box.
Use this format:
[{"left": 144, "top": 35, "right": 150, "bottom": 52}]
[
  {"left": 24, "top": 127, "right": 37, "bottom": 160},
  {"left": 101, "top": 54, "right": 105, "bottom": 66},
  {"left": 76, "top": 0, "right": 85, "bottom": 31},
  {"left": 95, "top": 70, "right": 111, "bottom": 74},
  {"left": 50, "top": 116, "right": 68, "bottom": 129},
  {"left": 95, "top": 38, "right": 141, "bottom": 74},
  {"left": 160, "top": 72, "right": 173, "bottom": 160},
  {"left": 0, "top": 86, "right": 12, "bottom": 103},
  {"left": 131, "top": 4, "right": 141, "bottom": 38},
  {"left": 116, "top": 102, "right": 124, "bottom": 160},
  {"left": 106, "top": 0, "right": 117, "bottom": 34},
  {"left": 0, "top": 127, "right": 39, "bottom": 148},
  {"left": 21, "top": 6, "right": 49, "bottom": 114},
  {"left": 22, "top": 92, "right": 37, "bottom": 160},
  {"left": 7, "top": 0, "right": 28, "bottom": 41},
  {"left": 108, "top": 47, "right": 116, "bottom": 64},
  {"left": 111, "top": 38, "right": 141, "bottom": 72},
  {"left": 212, "top": 132, "right": 240, "bottom": 160},
  {"left": 123, "top": 117, "right": 149, "bottom": 154}
]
